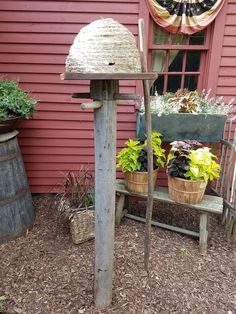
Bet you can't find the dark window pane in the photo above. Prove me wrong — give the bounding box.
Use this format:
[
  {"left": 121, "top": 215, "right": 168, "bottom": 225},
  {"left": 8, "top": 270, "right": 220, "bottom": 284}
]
[
  {"left": 171, "top": 33, "right": 187, "bottom": 45},
  {"left": 151, "top": 75, "right": 164, "bottom": 95},
  {"left": 185, "top": 51, "right": 201, "bottom": 72},
  {"left": 169, "top": 50, "right": 183, "bottom": 72},
  {"left": 167, "top": 75, "right": 181, "bottom": 92},
  {"left": 184, "top": 75, "right": 198, "bottom": 90},
  {"left": 189, "top": 30, "right": 205, "bottom": 45},
  {"left": 153, "top": 25, "right": 168, "bottom": 44},
  {"left": 151, "top": 51, "right": 166, "bottom": 72}
]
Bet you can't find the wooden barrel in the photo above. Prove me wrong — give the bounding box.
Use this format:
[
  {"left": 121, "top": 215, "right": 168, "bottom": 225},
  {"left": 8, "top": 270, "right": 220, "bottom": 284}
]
[
  {"left": 124, "top": 168, "right": 158, "bottom": 193},
  {"left": 168, "top": 175, "right": 207, "bottom": 205},
  {"left": 0, "top": 131, "right": 35, "bottom": 241}
]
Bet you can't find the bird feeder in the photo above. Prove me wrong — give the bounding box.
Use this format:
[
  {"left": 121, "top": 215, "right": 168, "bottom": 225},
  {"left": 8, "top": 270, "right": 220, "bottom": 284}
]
[{"left": 61, "top": 18, "right": 156, "bottom": 308}]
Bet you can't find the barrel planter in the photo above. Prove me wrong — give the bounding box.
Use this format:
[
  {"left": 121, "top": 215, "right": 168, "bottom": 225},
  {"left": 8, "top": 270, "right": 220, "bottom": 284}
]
[
  {"left": 168, "top": 175, "right": 207, "bottom": 205},
  {"left": 124, "top": 168, "right": 158, "bottom": 193},
  {"left": 136, "top": 112, "right": 227, "bottom": 142},
  {"left": 0, "top": 131, "right": 35, "bottom": 241}
]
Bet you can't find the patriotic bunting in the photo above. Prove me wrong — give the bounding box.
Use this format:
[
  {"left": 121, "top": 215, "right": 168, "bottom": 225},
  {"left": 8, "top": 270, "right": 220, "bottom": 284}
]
[{"left": 146, "top": 0, "right": 226, "bottom": 35}]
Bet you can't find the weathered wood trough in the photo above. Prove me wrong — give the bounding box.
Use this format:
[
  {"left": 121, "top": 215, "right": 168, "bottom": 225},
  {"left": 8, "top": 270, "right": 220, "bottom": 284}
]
[
  {"left": 136, "top": 112, "right": 227, "bottom": 142},
  {"left": 61, "top": 18, "right": 156, "bottom": 308}
]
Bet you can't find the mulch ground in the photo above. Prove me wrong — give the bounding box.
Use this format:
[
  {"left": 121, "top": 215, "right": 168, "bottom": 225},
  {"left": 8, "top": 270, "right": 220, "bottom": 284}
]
[{"left": 0, "top": 194, "right": 235, "bottom": 314}]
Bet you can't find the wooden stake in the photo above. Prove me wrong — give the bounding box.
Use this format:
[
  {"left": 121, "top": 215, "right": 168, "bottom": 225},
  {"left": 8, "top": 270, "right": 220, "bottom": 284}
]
[
  {"left": 138, "top": 18, "right": 154, "bottom": 271},
  {"left": 91, "top": 80, "right": 118, "bottom": 308}
]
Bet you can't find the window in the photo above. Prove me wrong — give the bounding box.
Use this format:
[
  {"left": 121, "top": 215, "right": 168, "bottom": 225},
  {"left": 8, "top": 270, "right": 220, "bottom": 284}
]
[{"left": 149, "top": 23, "right": 211, "bottom": 95}]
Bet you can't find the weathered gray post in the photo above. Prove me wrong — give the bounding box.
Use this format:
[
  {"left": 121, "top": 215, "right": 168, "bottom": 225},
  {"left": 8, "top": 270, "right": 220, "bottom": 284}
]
[
  {"left": 91, "top": 80, "right": 119, "bottom": 307},
  {"left": 62, "top": 72, "right": 156, "bottom": 310}
]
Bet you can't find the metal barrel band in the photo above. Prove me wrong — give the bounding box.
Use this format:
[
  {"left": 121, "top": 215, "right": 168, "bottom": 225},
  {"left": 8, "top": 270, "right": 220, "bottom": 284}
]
[
  {"left": 0, "top": 151, "right": 20, "bottom": 162},
  {"left": 0, "top": 188, "right": 29, "bottom": 207}
]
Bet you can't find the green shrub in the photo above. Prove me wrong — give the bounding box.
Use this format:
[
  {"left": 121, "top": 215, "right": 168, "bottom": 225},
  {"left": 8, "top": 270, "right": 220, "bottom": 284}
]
[{"left": 0, "top": 79, "right": 37, "bottom": 120}]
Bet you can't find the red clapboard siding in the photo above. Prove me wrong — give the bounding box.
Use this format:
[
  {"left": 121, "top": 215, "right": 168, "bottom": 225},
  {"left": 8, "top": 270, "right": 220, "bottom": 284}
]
[
  {"left": 0, "top": 0, "right": 140, "bottom": 192},
  {"left": 214, "top": 1, "right": 236, "bottom": 109},
  {"left": 0, "top": 12, "right": 138, "bottom": 24}
]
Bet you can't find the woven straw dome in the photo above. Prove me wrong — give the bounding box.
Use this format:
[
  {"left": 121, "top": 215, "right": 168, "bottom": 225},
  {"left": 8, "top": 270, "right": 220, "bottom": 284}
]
[{"left": 66, "top": 18, "right": 141, "bottom": 73}]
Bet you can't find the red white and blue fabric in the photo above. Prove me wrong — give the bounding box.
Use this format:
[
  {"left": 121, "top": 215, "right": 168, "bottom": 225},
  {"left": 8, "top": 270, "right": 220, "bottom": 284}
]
[{"left": 146, "top": 0, "right": 226, "bottom": 35}]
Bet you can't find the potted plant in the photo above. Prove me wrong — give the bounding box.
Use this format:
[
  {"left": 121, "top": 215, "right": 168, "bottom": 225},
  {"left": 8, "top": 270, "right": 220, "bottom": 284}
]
[
  {"left": 56, "top": 166, "right": 95, "bottom": 244},
  {"left": 0, "top": 78, "right": 37, "bottom": 134},
  {"left": 116, "top": 131, "right": 166, "bottom": 193},
  {"left": 137, "top": 89, "right": 234, "bottom": 142},
  {"left": 167, "top": 140, "right": 221, "bottom": 204}
]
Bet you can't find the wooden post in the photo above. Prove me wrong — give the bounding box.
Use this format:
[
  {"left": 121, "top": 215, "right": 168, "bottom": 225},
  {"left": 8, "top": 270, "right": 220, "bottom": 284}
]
[
  {"left": 91, "top": 80, "right": 118, "bottom": 308},
  {"left": 139, "top": 18, "right": 154, "bottom": 271},
  {"left": 115, "top": 194, "right": 125, "bottom": 225},
  {"left": 199, "top": 212, "right": 208, "bottom": 254}
]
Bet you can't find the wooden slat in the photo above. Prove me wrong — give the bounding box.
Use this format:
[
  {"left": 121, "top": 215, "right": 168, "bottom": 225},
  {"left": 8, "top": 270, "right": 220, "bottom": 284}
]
[
  {"left": 0, "top": 72, "right": 136, "bottom": 87},
  {"left": 61, "top": 72, "right": 157, "bottom": 80},
  {"left": 0, "top": 22, "right": 138, "bottom": 35},
  {"left": 125, "top": 213, "right": 200, "bottom": 238},
  {"left": 20, "top": 146, "right": 95, "bottom": 155},
  {"left": 223, "top": 36, "right": 236, "bottom": 47},
  {"left": 222, "top": 46, "right": 236, "bottom": 57},
  {"left": 225, "top": 25, "right": 236, "bottom": 36},
  {"left": 116, "top": 180, "right": 223, "bottom": 215},
  {"left": 221, "top": 56, "right": 236, "bottom": 67},
  {"left": 217, "top": 86, "right": 236, "bottom": 95},
  {"left": 227, "top": 4, "right": 236, "bottom": 14},
  {"left": 19, "top": 120, "right": 135, "bottom": 131},
  {"left": 0, "top": 12, "right": 138, "bottom": 24},
  {"left": 218, "top": 76, "right": 236, "bottom": 86},
  {"left": 19, "top": 129, "right": 135, "bottom": 139},
  {"left": 18, "top": 138, "right": 95, "bottom": 147},
  {"left": 1, "top": 1, "right": 139, "bottom": 13}
]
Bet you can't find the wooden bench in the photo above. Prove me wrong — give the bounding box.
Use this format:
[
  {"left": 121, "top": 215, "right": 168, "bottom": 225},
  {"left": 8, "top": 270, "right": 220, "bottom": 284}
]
[
  {"left": 115, "top": 123, "right": 236, "bottom": 253},
  {"left": 115, "top": 180, "right": 223, "bottom": 254}
]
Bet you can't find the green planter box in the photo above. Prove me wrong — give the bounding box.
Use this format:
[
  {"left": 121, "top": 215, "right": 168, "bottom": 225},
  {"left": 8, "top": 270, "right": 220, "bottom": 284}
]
[{"left": 136, "top": 112, "right": 227, "bottom": 142}]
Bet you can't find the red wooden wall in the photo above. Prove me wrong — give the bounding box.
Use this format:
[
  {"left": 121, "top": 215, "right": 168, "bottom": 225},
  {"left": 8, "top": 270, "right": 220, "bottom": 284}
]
[
  {"left": 0, "top": 0, "right": 140, "bottom": 192},
  {"left": 216, "top": 0, "right": 236, "bottom": 103},
  {"left": 0, "top": 0, "right": 235, "bottom": 192}
]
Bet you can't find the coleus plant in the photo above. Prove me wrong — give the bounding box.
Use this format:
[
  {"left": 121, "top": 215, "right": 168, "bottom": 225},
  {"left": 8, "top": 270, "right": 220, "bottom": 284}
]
[
  {"left": 116, "top": 131, "right": 165, "bottom": 173},
  {"left": 167, "top": 140, "right": 221, "bottom": 181}
]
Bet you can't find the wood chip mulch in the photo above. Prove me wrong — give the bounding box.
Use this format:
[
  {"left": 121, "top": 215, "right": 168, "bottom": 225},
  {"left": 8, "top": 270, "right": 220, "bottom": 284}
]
[{"left": 0, "top": 195, "right": 235, "bottom": 314}]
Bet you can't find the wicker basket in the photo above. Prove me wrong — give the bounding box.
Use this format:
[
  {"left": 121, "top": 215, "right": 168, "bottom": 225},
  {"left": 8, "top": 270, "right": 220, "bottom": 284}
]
[
  {"left": 124, "top": 168, "right": 158, "bottom": 193},
  {"left": 70, "top": 207, "right": 95, "bottom": 244},
  {"left": 168, "top": 176, "right": 207, "bottom": 205}
]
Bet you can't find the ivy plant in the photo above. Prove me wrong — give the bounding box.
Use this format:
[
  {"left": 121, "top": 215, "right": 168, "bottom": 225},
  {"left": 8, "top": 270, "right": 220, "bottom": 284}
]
[
  {"left": 116, "top": 131, "right": 165, "bottom": 173},
  {"left": 167, "top": 140, "right": 220, "bottom": 181},
  {"left": 0, "top": 79, "right": 37, "bottom": 120}
]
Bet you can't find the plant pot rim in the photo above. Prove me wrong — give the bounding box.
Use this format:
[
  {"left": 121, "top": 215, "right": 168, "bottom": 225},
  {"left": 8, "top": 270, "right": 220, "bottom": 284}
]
[
  {"left": 124, "top": 168, "right": 159, "bottom": 175},
  {"left": 0, "top": 116, "right": 22, "bottom": 122},
  {"left": 168, "top": 175, "right": 207, "bottom": 183}
]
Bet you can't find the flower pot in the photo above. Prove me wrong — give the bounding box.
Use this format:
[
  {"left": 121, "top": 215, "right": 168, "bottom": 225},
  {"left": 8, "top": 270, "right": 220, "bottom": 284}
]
[
  {"left": 136, "top": 112, "right": 226, "bottom": 142},
  {"left": 168, "top": 176, "right": 207, "bottom": 205},
  {"left": 124, "top": 168, "right": 158, "bottom": 193},
  {"left": 70, "top": 206, "right": 95, "bottom": 244},
  {"left": 0, "top": 116, "right": 22, "bottom": 134}
]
